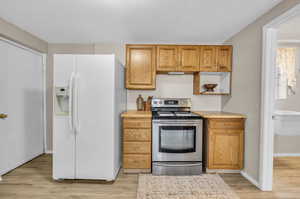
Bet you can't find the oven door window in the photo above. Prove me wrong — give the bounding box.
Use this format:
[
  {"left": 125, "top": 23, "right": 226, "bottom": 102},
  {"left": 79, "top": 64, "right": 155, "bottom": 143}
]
[{"left": 159, "top": 126, "right": 196, "bottom": 153}]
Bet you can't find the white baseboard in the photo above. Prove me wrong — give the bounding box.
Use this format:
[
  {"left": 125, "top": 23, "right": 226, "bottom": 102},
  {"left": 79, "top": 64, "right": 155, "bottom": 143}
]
[
  {"left": 0, "top": 151, "right": 43, "bottom": 176},
  {"left": 45, "top": 150, "right": 53, "bottom": 154},
  {"left": 206, "top": 169, "right": 241, "bottom": 173},
  {"left": 274, "top": 153, "right": 300, "bottom": 157},
  {"left": 240, "top": 171, "right": 260, "bottom": 188}
]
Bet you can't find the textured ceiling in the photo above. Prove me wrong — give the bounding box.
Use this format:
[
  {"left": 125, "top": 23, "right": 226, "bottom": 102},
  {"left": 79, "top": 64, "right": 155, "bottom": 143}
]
[{"left": 0, "top": 0, "right": 282, "bottom": 43}]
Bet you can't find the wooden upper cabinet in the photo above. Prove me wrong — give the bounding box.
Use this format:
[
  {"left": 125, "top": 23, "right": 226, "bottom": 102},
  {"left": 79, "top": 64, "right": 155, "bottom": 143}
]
[
  {"left": 157, "top": 45, "right": 178, "bottom": 72},
  {"left": 125, "top": 44, "right": 233, "bottom": 90},
  {"left": 217, "top": 45, "right": 232, "bottom": 72},
  {"left": 126, "top": 45, "right": 156, "bottom": 90},
  {"left": 199, "top": 46, "right": 217, "bottom": 72},
  {"left": 178, "top": 46, "right": 200, "bottom": 72}
]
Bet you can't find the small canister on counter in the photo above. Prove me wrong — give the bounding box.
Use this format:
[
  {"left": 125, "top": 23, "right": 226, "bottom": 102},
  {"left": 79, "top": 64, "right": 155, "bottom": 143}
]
[
  {"left": 145, "top": 96, "right": 153, "bottom": 111},
  {"left": 136, "top": 94, "right": 144, "bottom": 111}
]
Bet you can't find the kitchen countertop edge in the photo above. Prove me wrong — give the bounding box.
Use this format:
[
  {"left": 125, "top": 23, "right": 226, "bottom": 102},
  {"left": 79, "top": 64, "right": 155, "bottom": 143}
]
[
  {"left": 121, "top": 110, "right": 152, "bottom": 118},
  {"left": 121, "top": 110, "right": 246, "bottom": 119},
  {"left": 193, "top": 111, "right": 246, "bottom": 119}
]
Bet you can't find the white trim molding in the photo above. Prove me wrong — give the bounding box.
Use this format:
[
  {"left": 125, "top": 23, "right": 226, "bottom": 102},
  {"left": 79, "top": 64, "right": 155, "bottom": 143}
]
[
  {"left": 260, "top": 3, "right": 300, "bottom": 192},
  {"left": 241, "top": 171, "right": 260, "bottom": 188},
  {"left": 206, "top": 169, "right": 241, "bottom": 173},
  {"left": 42, "top": 54, "right": 48, "bottom": 154},
  {"left": 278, "top": 40, "right": 300, "bottom": 44},
  {"left": 260, "top": 27, "right": 277, "bottom": 191},
  {"left": 274, "top": 153, "right": 300, "bottom": 157},
  {"left": 45, "top": 150, "right": 53, "bottom": 154}
]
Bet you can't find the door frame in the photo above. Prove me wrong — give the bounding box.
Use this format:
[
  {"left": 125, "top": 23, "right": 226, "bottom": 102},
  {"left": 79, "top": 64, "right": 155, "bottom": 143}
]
[
  {"left": 260, "top": 4, "right": 300, "bottom": 191},
  {"left": 0, "top": 37, "right": 47, "bottom": 154}
]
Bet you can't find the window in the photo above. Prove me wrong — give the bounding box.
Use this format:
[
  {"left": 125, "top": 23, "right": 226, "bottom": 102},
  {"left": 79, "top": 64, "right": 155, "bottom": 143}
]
[{"left": 276, "top": 47, "right": 298, "bottom": 99}]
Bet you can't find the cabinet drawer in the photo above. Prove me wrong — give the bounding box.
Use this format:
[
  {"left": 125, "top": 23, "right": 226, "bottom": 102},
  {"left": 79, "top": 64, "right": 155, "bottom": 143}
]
[
  {"left": 208, "top": 119, "right": 244, "bottom": 129},
  {"left": 124, "top": 129, "right": 151, "bottom": 141},
  {"left": 123, "top": 118, "right": 151, "bottom": 129},
  {"left": 124, "top": 142, "right": 151, "bottom": 154},
  {"left": 123, "top": 154, "right": 151, "bottom": 169}
]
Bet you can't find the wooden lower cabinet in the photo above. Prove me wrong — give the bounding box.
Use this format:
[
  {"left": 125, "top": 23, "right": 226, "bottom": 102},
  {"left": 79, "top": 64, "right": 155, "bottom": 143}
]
[
  {"left": 123, "top": 117, "right": 152, "bottom": 173},
  {"left": 123, "top": 154, "right": 151, "bottom": 169},
  {"left": 124, "top": 142, "right": 151, "bottom": 154},
  {"left": 206, "top": 118, "right": 244, "bottom": 170},
  {"left": 208, "top": 118, "right": 244, "bottom": 129},
  {"left": 123, "top": 118, "right": 152, "bottom": 129},
  {"left": 123, "top": 129, "right": 151, "bottom": 141}
]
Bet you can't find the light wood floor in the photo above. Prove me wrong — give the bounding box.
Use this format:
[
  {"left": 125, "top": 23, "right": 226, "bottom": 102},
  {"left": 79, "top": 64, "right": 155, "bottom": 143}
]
[{"left": 0, "top": 155, "right": 300, "bottom": 199}]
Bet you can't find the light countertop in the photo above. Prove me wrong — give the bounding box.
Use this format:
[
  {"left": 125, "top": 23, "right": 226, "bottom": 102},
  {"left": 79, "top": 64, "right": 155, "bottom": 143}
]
[
  {"left": 193, "top": 111, "right": 246, "bottom": 119},
  {"left": 121, "top": 110, "right": 152, "bottom": 118},
  {"left": 121, "top": 110, "right": 246, "bottom": 119}
]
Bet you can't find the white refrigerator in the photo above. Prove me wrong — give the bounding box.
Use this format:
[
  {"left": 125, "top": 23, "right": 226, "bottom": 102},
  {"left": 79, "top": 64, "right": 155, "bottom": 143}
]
[{"left": 53, "top": 54, "right": 126, "bottom": 181}]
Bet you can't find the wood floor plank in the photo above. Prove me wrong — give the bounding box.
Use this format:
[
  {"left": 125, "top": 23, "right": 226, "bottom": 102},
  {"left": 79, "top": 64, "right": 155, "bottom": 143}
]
[{"left": 0, "top": 155, "right": 300, "bottom": 198}]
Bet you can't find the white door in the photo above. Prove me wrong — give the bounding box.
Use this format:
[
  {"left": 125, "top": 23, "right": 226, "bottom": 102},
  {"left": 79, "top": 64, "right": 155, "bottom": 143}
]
[
  {"left": 75, "top": 55, "right": 115, "bottom": 179},
  {"left": 0, "top": 39, "right": 44, "bottom": 176}
]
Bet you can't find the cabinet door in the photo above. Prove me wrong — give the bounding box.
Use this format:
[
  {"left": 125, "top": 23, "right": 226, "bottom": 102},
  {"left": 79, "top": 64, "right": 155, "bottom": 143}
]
[
  {"left": 157, "top": 45, "right": 178, "bottom": 72},
  {"left": 208, "top": 129, "right": 243, "bottom": 169},
  {"left": 178, "top": 46, "right": 200, "bottom": 72},
  {"left": 217, "top": 46, "right": 232, "bottom": 72},
  {"left": 199, "top": 46, "right": 217, "bottom": 72},
  {"left": 126, "top": 45, "right": 156, "bottom": 89}
]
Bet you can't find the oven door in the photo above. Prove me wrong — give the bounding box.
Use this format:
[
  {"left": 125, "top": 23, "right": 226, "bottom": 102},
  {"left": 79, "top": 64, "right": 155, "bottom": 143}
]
[{"left": 152, "top": 119, "right": 203, "bottom": 162}]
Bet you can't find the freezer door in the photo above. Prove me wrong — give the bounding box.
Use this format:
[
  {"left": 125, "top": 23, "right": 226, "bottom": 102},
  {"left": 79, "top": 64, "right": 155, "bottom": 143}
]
[
  {"left": 53, "top": 54, "right": 76, "bottom": 180},
  {"left": 75, "top": 55, "right": 115, "bottom": 180}
]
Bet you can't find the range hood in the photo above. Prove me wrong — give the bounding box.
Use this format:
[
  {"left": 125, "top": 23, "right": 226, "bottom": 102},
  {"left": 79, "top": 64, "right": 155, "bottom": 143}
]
[{"left": 167, "top": 72, "right": 185, "bottom": 75}]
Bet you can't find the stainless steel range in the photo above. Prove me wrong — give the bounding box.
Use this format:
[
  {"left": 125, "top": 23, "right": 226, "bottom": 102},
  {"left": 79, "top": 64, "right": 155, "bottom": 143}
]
[{"left": 152, "top": 98, "right": 203, "bottom": 175}]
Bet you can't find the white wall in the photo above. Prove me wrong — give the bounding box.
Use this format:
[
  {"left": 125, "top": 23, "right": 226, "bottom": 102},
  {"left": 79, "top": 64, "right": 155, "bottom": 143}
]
[
  {"left": 274, "top": 135, "right": 300, "bottom": 154},
  {"left": 127, "top": 75, "right": 221, "bottom": 110},
  {"left": 221, "top": 0, "right": 300, "bottom": 183}
]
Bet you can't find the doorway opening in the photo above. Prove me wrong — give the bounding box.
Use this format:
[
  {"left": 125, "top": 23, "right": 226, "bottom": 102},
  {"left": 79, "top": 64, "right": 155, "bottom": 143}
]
[{"left": 260, "top": 4, "right": 300, "bottom": 191}]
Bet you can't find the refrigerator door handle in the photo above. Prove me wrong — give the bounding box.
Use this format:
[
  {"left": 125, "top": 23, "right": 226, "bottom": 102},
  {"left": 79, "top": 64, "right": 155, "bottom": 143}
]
[
  {"left": 68, "top": 72, "right": 75, "bottom": 132},
  {"left": 73, "top": 73, "right": 80, "bottom": 134}
]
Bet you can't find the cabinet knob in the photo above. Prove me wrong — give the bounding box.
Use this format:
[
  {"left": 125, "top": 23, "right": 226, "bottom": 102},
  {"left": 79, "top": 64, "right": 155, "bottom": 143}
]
[{"left": 0, "top": 113, "right": 8, "bottom": 119}]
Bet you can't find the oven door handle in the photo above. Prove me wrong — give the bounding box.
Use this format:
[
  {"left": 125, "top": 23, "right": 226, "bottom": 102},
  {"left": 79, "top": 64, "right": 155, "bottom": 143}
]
[
  {"left": 153, "top": 162, "right": 202, "bottom": 167},
  {"left": 153, "top": 121, "right": 202, "bottom": 125}
]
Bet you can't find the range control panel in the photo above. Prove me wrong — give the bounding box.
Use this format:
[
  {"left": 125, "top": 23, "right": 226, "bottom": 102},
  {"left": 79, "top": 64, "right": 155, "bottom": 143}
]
[{"left": 151, "top": 98, "right": 191, "bottom": 108}]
